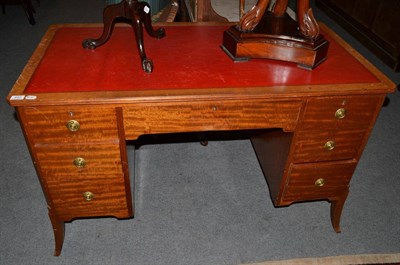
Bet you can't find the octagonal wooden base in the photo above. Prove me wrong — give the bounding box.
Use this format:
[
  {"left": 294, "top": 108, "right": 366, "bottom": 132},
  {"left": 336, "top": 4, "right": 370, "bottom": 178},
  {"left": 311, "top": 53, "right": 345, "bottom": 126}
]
[{"left": 221, "top": 13, "right": 329, "bottom": 70}]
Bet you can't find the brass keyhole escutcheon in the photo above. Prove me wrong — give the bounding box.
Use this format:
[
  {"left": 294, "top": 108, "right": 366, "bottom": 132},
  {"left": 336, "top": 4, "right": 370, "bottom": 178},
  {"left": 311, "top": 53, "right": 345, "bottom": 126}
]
[
  {"left": 66, "top": 120, "right": 80, "bottom": 132},
  {"left": 324, "top": 140, "right": 336, "bottom": 151},
  {"left": 335, "top": 108, "right": 346, "bottom": 119},
  {"left": 315, "top": 178, "right": 326, "bottom": 187},
  {"left": 73, "top": 157, "right": 86, "bottom": 168},
  {"left": 83, "top": 191, "right": 94, "bottom": 201}
]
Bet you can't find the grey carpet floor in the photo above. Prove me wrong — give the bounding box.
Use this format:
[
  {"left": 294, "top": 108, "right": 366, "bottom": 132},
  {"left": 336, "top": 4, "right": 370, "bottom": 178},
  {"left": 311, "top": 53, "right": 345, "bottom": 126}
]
[{"left": 1, "top": 1, "right": 399, "bottom": 265}]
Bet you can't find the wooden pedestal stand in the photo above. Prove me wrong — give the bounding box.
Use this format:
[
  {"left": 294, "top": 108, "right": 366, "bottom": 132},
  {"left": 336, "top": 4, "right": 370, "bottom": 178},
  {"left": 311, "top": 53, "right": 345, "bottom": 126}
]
[
  {"left": 221, "top": 12, "right": 329, "bottom": 69},
  {"left": 82, "top": 0, "right": 165, "bottom": 73}
]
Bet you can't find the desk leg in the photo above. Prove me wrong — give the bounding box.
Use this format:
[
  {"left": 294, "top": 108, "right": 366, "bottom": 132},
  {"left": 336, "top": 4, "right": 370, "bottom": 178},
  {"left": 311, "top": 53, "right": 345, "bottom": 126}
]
[
  {"left": 48, "top": 209, "right": 65, "bottom": 256},
  {"left": 330, "top": 190, "right": 348, "bottom": 233}
]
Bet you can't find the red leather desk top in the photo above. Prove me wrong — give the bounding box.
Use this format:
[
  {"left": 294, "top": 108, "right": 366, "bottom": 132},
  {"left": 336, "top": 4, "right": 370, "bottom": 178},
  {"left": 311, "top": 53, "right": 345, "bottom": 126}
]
[{"left": 25, "top": 25, "right": 379, "bottom": 93}]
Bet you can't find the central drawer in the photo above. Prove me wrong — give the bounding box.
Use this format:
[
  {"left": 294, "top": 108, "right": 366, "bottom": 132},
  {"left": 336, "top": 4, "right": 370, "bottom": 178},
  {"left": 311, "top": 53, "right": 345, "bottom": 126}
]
[{"left": 123, "top": 99, "right": 303, "bottom": 140}]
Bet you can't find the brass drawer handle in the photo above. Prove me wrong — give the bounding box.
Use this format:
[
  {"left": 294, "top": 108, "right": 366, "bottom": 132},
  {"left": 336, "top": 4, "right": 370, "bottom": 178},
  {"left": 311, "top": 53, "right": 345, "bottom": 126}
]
[
  {"left": 315, "top": 178, "right": 326, "bottom": 187},
  {"left": 66, "top": 120, "right": 80, "bottom": 132},
  {"left": 335, "top": 108, "right": 346, "bottom": 119},
  {"left": 73, "top": 157, "right": 86, "bottom": 168},
  {"left": 324, "top": 140, "right": 336, "bottom": 151},
  {"left": 83, "top": 191, "right": 95, "bottom": 201}
]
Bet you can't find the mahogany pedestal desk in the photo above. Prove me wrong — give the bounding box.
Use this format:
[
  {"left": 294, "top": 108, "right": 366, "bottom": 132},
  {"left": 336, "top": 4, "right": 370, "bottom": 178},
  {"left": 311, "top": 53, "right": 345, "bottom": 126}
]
[{"left": 7, "top": 23, "right": 395, "bottom": 256}]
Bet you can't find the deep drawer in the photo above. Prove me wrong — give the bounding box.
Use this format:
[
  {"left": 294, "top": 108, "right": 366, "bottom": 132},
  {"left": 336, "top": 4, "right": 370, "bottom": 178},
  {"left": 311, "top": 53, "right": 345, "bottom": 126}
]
[
  {"left": 22, "top": 106, "right": 119, "bottom": 144},
  {"left": 45, "top": 176, "right": 131, "bottom": 221},
  {"left": 281, "top": 160, "right": 357, "bottom": 204}
]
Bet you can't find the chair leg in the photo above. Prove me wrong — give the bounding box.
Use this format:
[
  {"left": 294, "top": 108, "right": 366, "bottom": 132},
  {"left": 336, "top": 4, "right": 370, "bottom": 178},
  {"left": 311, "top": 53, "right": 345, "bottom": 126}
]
[
  {"left": 21, "top": 0, "right": 36, "bottom": 25},
  {"left": 239, "top": 0, "right": 245, "bottom": 19}
]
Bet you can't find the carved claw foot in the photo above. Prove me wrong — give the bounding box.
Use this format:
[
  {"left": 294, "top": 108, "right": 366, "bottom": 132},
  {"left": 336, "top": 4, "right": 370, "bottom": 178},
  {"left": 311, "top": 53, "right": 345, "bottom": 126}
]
[
  {"left": 82, "top": 38, "right": 98, "bottom": 49},
  {"left": 299, "top": 8, "right": 320, "bottom": 39},
  {"left": 239, "top": 0, "right": 271, "bottom": 31},
  {"left": 239, "top": 5, "right": 268, "bottom": 31},
  {"left": 142, "top": 59, "right": 153, "bottom": 73}
]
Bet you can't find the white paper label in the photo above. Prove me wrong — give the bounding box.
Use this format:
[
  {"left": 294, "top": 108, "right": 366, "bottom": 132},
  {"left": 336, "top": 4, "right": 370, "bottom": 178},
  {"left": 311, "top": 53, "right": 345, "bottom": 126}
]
[
  {"left": 10, "top": 95, "right": 25, "bottom": 100},
  {"left": 25, "top": 95, "right": 37, "bottom": 100}
]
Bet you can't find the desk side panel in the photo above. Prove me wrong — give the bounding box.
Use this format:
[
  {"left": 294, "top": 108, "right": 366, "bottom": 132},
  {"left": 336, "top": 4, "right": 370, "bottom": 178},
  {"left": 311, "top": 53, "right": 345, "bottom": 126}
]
[
  {"left": 16, "top": 105, "right": 133, "bottom": 222},
  {"left": 250, "top": 129, "right": 294, "bottom": 204}
]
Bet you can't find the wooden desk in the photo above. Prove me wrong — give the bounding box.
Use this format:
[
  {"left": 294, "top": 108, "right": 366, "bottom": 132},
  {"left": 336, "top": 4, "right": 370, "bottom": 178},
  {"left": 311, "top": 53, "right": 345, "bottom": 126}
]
[{"left": 7, "top": 23, "right": 395, "bottom": 256}]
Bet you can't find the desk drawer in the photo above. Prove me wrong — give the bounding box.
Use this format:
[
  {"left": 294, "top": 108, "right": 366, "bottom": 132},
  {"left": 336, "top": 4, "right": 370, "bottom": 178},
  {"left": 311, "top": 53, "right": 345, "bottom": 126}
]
[
  {"left": 35, "top": 144, "right": 123, "bottom": 179},
  {"left": 123, "top": 100, "right": 302, "bottom": 140},
  {"left": 292, "top": 128, "right": 366, "bottom": 162},
  {"left": 22, "top": 106, "right": 119, "bottom": 144},
  {"left": 281, "top": 160, "right": 356, "bottom": 204},
  {"left": 45, "top": 176, "right": 131, "bottom": 221},
  {"left": 299, "top": 95, "right": 382, "bottom": 130}
]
